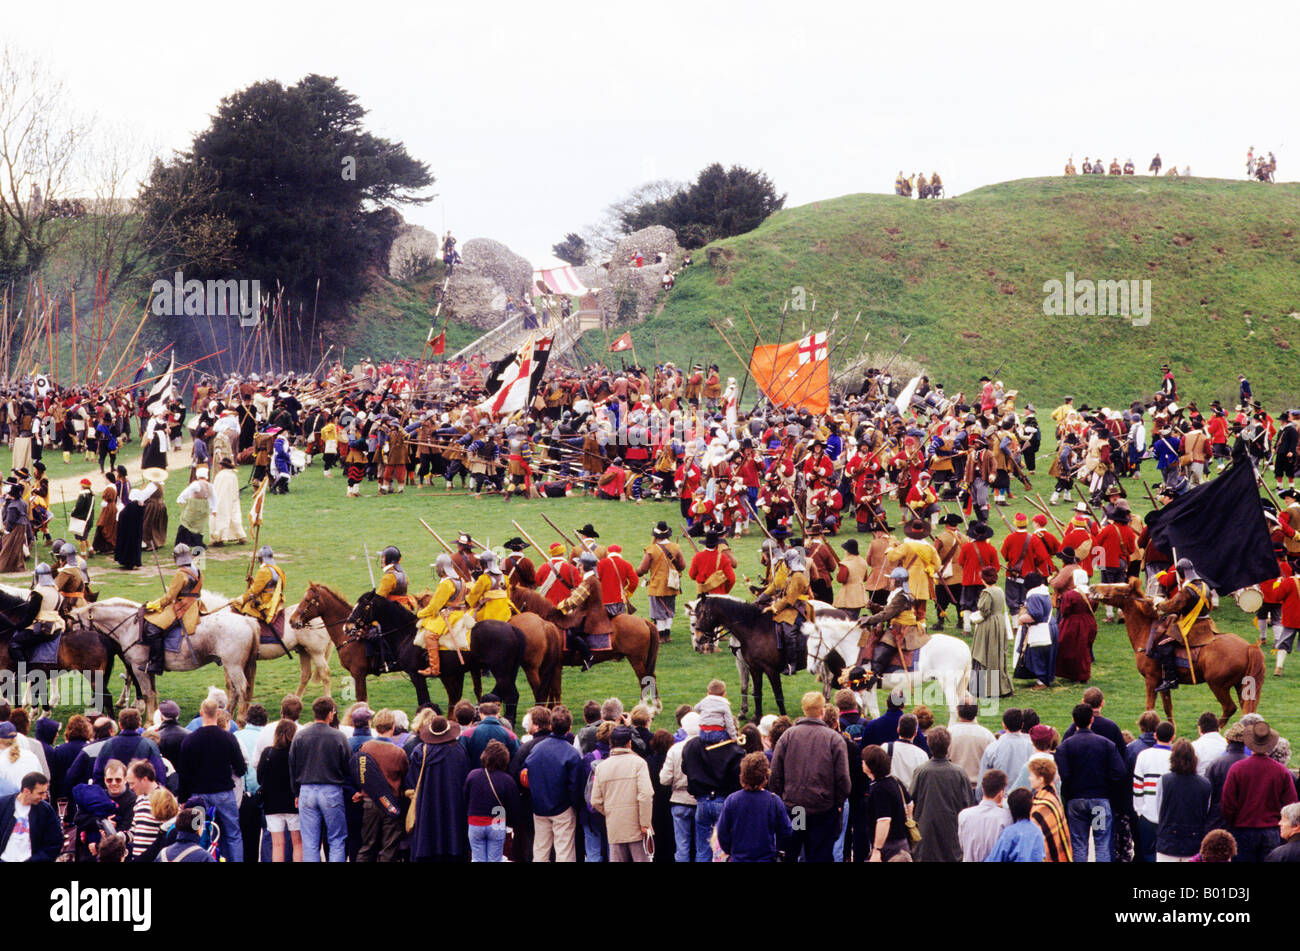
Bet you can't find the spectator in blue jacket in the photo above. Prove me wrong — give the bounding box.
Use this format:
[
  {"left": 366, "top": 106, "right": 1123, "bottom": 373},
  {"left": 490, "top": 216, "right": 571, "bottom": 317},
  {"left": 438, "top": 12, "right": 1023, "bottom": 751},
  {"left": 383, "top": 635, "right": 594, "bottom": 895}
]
[
  {"left": 1055, "top": 703, "right": 1127, "bottom": 863},
  {"left": 985, "top": 788, "right": 1044, "bottom": 862},
  {"left": 522, "top": 706, "right": 582, "bottom": 862},
  {"left": 716, "top": 752, "right": 791, "bottom": 862},
  {"left": 93, "top": 708, "right": 166, "bottom": 788},
  {"left": 0, "top": 772, "right": 62, "bottom": 862},
  {"left": 462, "top": 701, "right": 518, "bottom": 763}
]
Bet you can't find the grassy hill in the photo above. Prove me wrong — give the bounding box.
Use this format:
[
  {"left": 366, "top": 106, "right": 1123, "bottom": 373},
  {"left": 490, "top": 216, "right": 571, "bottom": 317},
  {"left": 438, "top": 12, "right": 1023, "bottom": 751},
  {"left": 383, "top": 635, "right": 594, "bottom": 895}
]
[{"left": 638, "top": 176, "right": 1300, "bottom": 411}]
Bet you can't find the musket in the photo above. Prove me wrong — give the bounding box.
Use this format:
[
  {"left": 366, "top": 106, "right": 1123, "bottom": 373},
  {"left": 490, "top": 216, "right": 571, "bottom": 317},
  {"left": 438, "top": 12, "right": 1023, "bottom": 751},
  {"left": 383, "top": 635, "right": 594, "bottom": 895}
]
[
  {"left": 511, "top": 519, "right": 552, "bottom": 564},
  {"left": 678, "top": 523, "right": 700, "bottom": 553},
  {"left": 417, "top": 518, "right": 473, "bottom": 582},
  {"left": 1069, "top": 480, "right": 1106, "bottom": 525},
  {"left": 1141, "top": 479, "right": 1161, "bottom": 508}
]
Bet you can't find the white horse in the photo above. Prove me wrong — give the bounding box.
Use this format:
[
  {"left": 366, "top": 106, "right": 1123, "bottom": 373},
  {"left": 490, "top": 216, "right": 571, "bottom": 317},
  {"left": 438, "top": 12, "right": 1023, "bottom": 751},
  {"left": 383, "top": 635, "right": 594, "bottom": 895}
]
[
  {"left": 72, "top": 593, "right": 259, "bottom": 719},
  {"left": 804, "top": 616, "right": 972, "bottom": 719},
  {"left": 210, "top": 590, "right": 335, "bottom": 698}
]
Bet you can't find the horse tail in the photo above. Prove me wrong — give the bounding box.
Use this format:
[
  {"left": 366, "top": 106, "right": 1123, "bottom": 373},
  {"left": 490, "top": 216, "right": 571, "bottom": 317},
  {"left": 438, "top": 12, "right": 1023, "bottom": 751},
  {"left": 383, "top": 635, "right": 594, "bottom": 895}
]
[
  {"left": 1243, "top": 643, "right": 1266, "bottom": 712},
  {"left": 644, "top": 615, "right": 660, "bottom": 677}
]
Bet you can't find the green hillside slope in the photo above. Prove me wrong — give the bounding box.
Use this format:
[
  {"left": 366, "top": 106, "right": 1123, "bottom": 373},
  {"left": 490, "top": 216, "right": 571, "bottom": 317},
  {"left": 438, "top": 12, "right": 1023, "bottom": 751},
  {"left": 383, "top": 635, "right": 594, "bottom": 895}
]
[{"left": 639, "top": 176, "right": 1300, "bottom": 410}]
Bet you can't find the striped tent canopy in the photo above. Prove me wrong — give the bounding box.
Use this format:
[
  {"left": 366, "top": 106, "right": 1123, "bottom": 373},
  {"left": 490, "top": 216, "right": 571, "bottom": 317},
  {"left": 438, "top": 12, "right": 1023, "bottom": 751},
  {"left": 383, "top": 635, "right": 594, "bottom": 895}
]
[{"left": 533, "top": 264, "right": 588, "bottom": 296}]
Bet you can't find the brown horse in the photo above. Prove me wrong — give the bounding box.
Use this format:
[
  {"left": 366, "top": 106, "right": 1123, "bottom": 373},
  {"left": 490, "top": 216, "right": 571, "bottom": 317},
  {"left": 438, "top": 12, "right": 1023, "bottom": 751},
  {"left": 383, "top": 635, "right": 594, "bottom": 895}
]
[
  {"left": 0, "top": 584, "right": 126, "bottom": 713},
  {"left": 1091, "top": 580, "right": 1264, "bottom": 726},
  {"left": 289, "top": 582, "right": 480, "bottom": 711},
  {"left": 510, "top": 585, "right": 661, "bottom": 711},
  {"left": 291, "top": 582, "right": 557, "bottom": 723}
]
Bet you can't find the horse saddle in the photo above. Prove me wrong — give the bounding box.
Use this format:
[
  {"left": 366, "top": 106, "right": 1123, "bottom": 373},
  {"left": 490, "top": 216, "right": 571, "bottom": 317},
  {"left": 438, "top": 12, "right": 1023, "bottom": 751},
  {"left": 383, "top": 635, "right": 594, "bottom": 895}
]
[
  {"left": 257, "top": 613, "right": 286, "bottom": 645},
  {"left": 27, "top": 632, "right": 63, "bottom": 665},
  {"left": 883, "top": 648, "right": 919, "bottom": 674},
  {"left": 587, "top": 632, "right": 612, "bottom": 651}
]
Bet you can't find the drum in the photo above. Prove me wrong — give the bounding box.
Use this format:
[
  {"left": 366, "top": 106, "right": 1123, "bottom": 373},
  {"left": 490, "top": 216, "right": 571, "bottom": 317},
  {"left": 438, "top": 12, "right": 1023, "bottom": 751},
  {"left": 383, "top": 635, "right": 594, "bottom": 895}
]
[{"left": 1232, "top": 585, "right": 1263, "bottom": 614}]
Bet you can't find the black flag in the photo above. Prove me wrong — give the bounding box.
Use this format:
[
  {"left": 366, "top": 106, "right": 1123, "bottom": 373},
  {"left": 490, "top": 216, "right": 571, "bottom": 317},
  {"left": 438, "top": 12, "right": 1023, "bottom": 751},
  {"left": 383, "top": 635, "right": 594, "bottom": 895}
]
[
  {"left": 1144, "top": 461, "right": 1276, "bottom": 593},
  {"left": 528, "top": 335, "right": 553, "bottom": 404}
]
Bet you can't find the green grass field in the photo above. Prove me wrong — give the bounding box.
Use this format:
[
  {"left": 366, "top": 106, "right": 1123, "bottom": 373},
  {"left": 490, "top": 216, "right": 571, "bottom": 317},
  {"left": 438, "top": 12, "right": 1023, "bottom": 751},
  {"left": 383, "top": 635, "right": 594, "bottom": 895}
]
[{"left": 9, "top": 451, "right": 1296, "bottom": 752}]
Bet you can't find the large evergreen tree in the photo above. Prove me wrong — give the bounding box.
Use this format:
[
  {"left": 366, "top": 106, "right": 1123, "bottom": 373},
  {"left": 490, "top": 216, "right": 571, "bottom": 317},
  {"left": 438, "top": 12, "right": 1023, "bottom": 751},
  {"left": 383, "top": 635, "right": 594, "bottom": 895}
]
[
  {"left": 138, "top": 74, "right": 433, "bottom": 342},
  {"left": 619, "top": 163, "right": 785, "bottom": 249}
]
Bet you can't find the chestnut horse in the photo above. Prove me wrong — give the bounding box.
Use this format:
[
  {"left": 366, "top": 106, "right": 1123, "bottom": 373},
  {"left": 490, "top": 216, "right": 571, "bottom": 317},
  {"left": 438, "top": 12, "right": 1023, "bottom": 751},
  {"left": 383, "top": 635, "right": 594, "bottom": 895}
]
[
  {"left": 1091, "top": 580, "right": 1264, "bottom": 726},
  {"left": 510, "top": 585, "right": 661, "bottom": 712}
]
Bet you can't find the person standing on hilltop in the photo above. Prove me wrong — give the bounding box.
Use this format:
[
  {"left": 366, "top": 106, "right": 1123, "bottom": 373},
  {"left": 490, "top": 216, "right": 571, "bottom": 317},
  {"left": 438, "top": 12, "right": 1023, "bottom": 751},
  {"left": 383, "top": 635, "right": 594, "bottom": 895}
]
[{"left": 1148, "top": 153, "right": 1162, "bottom": 175}]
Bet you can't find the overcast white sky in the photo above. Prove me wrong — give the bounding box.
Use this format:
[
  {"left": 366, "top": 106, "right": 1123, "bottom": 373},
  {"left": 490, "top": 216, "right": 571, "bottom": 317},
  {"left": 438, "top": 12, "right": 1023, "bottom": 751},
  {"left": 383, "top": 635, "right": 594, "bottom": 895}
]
[{"left": 5, "top": 1, "right": 1297, "bottom": 264}]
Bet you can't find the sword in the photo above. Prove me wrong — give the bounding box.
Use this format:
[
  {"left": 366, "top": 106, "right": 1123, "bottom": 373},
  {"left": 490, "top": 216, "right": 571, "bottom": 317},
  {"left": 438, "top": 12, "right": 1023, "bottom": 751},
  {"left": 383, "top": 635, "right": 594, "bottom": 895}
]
[{"left": 363, "top": 541, "right": 376, "bottom": 589}]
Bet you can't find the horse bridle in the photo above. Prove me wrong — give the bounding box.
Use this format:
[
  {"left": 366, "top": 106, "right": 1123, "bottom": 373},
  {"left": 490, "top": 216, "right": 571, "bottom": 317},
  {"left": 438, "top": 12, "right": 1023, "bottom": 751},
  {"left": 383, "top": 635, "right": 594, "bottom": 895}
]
[{"left": 72, "top": 604, "right": 142, "bottom": 649}]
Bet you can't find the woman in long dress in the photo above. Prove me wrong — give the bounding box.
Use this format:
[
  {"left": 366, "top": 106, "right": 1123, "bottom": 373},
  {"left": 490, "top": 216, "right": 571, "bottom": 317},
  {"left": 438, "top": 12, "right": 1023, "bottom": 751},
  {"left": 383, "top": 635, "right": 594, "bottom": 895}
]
[
  {"left": 1013, "top": 571, "right": 1059, "bottom": 689},
  {"left": 1055, "top": 587, "right": 1098, "bottom": 683},
  {"left": 969, "top": 565, "right": 1013, "bottom": 699},
  {"left": 92, "top": 484, "right": 119, "bottom": 554},
  {"left": 0, "top": 482, "right": 33, "bottom": 573},
  {"left": 114, "top": 482, "right": 148, "bottom": 571},
  {"left": 139, "top": 470, "right": 169, "bottom": 552},
  {"left": 209, "top": 457, "right": 247, "bottom": 545}
]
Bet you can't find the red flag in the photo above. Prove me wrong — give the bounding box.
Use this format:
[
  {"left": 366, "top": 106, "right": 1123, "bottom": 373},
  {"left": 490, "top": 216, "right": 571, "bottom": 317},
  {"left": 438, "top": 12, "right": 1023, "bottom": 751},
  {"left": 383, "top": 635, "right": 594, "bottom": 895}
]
[
  {"left": 748, "top": 333, "right": 830, "bottom": 413},
  {"left": 609, "top": 332, "right": 633, "bottom": 353},
  {"left": 429, "top": 329, "right": 445, "bottom": 355}
]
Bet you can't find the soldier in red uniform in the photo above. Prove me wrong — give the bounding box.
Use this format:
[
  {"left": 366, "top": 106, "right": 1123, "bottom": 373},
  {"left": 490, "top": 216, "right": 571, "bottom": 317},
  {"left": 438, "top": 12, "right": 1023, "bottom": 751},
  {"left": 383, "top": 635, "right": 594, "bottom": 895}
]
[{"left": 1000, "top": 512, "right": 1053, "bottom": 612}]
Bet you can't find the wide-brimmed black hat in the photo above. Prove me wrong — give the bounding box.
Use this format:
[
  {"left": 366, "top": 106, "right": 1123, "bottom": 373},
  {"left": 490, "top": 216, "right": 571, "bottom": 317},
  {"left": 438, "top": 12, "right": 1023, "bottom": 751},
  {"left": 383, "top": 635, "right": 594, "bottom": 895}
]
[
  {"left": 841, "top": 538, "right": 859, "bottom": 555},
  {"left": 652, "top": 521, "right": 672, "bottom": 538},
  {"left": 578, "top": 523, "right": 599, "bottom": 538},
  {"left": 968, "top": 521, "right": 994, "bottom": 541},
  {"left": 904, "top": 519, "right": 930, "bottom": 539},
  {"left": 502, "top": 537, "right": 528, "bottom": 552}
]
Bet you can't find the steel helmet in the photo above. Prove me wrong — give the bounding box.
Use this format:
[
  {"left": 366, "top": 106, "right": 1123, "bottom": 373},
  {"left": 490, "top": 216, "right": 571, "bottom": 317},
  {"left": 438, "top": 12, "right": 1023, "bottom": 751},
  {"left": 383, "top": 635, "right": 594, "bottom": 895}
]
[
  {"left": 1175, "top": 557, "right": 1198, "bottom": 582},
  {"left": 59, "top": 542, "right": 78, "bottom": 561},
  {"left": 382, "top": 546, "right": 401, "bottom": 565},
  {"left": 257, "top": 545, "right": 275, "bottom": 564},
  {"left": 33, "top": 562, "right": 54, "bottom": 586},
  {"left": 173, "top": 543, "right": 193, "bottom": 566},
  {"left": 434, "top": 553, "right": 455, "bottom": 578}
]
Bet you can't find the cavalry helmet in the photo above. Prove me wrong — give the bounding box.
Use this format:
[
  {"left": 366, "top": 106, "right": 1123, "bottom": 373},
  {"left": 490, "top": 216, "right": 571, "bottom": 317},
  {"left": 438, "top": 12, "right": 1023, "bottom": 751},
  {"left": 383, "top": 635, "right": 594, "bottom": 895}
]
[
  {"left": 173, "top": 543, "right": 193, "bottom": 566},
  {"left": 258, "top": 545, "right": 275, "bottom": 564},
  {"left": 382, "top": 546, "right": 401, "bottom": 565}
]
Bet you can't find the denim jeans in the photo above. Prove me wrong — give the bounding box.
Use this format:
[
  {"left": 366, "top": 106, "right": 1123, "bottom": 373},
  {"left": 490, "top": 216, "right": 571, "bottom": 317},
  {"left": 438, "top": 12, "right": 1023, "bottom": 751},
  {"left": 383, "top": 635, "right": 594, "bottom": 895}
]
[
  {"left": 833, "top": 800, "right": 851, "bottom": 862},
  {"left": 468, "top": 822, "right": 508, "bottom": 862},
  {"left": 582, "top": 811, "right": 605, "bottom": 862},
  {"left": 671, "top": 804, "right": 695, "bottom": 862},
  {"left": 694, "top": 794, "right": 725, "bottom": 862},
  {"left": 1136, "top": 817, "right": 1158, "bottom": 863},
  {"left": 205, "top": 789, "right": 243, "bottom": 863},
  {"left": 299, "top": 784, "right": 347, "bottom": 862},
  {"left": 1066, "top": 797, "right": 1112, "bottom": 863}
]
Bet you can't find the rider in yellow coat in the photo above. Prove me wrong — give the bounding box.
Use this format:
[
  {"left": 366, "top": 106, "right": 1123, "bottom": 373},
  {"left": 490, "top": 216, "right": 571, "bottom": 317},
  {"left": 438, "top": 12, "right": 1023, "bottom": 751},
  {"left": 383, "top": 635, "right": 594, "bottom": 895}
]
[
  {"left": 467, "top": 551, "right": 512, "bottom": 622},
  {"left": 417, "top": 553, "right": 468, "bottom": 677},
  {"left": 234, "top": 546, "right": 286, "bottom": 626}
]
